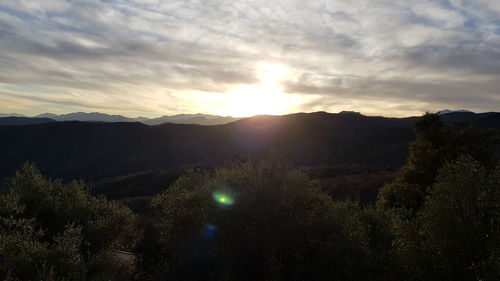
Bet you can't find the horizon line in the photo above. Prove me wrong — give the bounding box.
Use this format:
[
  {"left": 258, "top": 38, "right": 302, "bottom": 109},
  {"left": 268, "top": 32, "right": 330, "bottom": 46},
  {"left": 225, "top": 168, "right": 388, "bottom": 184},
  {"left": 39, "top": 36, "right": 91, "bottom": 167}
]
[{"left": 0, "top": 109, "right": 491, "bottom": 120}]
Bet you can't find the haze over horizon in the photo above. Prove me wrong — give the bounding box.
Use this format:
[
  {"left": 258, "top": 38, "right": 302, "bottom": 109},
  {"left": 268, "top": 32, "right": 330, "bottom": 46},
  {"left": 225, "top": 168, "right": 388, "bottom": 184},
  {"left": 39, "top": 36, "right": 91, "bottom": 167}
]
[
  {"left": 1, "top": 0, "right": 499, "bottom": 117},
  {"left": 0, "top": 108, "right": 485, "bottom": 120}
]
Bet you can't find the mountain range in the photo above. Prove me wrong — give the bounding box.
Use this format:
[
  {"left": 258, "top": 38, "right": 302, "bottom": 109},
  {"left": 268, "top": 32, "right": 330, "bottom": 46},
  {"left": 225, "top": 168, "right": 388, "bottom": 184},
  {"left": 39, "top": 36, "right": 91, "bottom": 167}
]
[
  {"left": 0, "top": 111, "right": 498, "bottom": 182},
  {"left": 437, "top": 109, "right": 472, "bottom": 115},
  {"left": 0, "top": 112, "right": 240, "bottom": 126},
  {"left": 0, "top": 110, "right": 488, "bottom": 126}
]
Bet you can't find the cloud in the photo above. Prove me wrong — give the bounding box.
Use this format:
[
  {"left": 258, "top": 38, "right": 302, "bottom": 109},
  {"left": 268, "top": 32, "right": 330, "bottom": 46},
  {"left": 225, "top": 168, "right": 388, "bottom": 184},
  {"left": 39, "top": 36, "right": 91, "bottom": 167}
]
[{"left": 0, "top": 0, "right": 498, "bottom": 117}]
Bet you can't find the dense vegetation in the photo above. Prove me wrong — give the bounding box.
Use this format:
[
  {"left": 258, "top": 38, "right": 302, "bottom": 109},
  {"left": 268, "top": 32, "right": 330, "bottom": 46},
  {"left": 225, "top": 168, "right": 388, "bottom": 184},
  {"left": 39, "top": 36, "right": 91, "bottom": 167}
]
[
  {"left": 1, "top": 113, "right": 499, "bottom": 280},
  {"left": 0, "top": 164, "right": 137, "bottom": 280},
  {"left": 378, "top": 113, "right": 498, "bottom": 213}
]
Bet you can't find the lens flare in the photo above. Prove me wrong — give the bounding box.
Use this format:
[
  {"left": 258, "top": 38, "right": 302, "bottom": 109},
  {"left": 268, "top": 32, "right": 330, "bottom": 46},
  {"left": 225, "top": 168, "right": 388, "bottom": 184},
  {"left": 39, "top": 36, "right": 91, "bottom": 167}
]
[
  {"left": 213, "top": 192, "right": 234, "bottom": 205},
  {"left": 203, "top": 224, "right": 217, "bottom": 238}
]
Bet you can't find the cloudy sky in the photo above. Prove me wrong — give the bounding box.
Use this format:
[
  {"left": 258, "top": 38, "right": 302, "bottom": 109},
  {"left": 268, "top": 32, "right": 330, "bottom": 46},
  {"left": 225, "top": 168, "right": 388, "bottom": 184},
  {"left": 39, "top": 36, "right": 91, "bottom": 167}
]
[{"left": 0, "top": 0, "right": 499, "bottom": 117}]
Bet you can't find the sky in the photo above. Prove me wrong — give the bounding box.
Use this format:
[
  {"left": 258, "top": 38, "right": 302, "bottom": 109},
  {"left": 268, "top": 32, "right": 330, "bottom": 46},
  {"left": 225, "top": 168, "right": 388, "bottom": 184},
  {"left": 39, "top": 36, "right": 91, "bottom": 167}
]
[{"left": 0, "top": 0, "right": 499, "bottom": 118}]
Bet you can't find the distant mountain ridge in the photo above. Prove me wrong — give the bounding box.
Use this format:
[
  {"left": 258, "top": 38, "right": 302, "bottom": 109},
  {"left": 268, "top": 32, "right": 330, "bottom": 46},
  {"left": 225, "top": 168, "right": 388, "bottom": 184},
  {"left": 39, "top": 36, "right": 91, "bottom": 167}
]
[
  {"left": 0, "top": 110, "right": 498, "bottom": 127},
  {"left": 0, "top": 113, "right": 25, "bottom": 118},
  {"left": 0, "top": 110, "right": 495, "bottom": 126},
  {"left": 144, "top": 114, "right": 239, "bottom": 126},
  {"left": 34, "top": 112, "right": 240, "bottom": 125},
  {"left": 0, "top": 117, "right": 56, "bottom": 126},
  {"left": 437, "top": 109, "right": 472, "bottom": 115},
  {"left": 37, "top": 112, "right": 134, "bottom": 123},
  {"left": 0, "top": 112, "right": 239, "bottom": 125}
]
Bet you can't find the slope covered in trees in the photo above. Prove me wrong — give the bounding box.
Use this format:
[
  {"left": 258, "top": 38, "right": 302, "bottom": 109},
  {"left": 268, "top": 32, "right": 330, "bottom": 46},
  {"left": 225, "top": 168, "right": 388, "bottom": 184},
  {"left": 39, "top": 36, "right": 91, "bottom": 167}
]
[
  {"left": 0, "top": 117, "right": 56, "bottom": 126},
  {"left": 1, "top": 111, "right": 498, "bottom": 183}
]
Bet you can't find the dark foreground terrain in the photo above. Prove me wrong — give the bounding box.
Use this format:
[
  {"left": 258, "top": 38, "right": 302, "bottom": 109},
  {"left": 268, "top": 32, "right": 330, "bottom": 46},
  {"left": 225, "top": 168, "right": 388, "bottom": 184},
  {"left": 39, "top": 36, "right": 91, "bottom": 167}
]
[{"left": 1, "top": 112, "right": 499, "bottom": 281}]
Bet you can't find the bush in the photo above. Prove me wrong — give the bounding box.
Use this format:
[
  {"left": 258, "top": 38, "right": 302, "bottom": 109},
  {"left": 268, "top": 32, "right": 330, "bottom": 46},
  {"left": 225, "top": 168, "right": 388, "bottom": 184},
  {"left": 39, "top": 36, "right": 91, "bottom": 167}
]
[
  {"left": 394, "top": 156, "right": 500, "bottom": 281},
  {"left": 378, "top": 113, "right": 498, "bottom": 213},
  {"left": 0, "top": 163, "right": 138, "bottom": 281},
  {"left": 139, "top": 156, "right": 396, "bottom": 281}
]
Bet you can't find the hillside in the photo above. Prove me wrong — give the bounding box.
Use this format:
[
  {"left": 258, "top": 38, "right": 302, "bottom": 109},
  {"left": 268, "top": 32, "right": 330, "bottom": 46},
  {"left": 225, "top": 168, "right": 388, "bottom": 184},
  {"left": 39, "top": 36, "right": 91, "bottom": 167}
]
[
  {"left": 33, "top": 112, "right": 240, "bottom": 125},
  {"left": 0, "top": 111, "right": 498, "bottom": 182},
  {"left": 0, "top": 112, "right": 240, "bottom": 125},
  {"left": 0, "top": 117, "right": 56, "bottom": 126}
]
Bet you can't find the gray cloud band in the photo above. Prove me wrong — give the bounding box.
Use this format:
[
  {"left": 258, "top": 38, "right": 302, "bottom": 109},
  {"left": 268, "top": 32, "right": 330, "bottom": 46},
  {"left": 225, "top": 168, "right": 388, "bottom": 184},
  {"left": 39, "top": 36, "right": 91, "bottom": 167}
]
[{"left": 0, "top": 0, "right": 499, "bottom": 116}]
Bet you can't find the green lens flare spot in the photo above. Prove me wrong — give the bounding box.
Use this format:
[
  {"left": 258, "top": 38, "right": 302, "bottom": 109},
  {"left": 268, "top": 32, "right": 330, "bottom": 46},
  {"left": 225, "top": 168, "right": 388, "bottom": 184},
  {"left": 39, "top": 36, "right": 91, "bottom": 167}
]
[{"left": 213, "top": 193, "right": 234, "bottom": 205}]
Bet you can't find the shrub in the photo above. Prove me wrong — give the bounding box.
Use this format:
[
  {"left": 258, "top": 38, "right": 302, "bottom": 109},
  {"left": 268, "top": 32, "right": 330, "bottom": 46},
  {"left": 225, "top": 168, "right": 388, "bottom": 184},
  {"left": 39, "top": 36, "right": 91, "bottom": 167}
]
[
  {"left": 140, "top": 156, "right": 396, "bottom": 281},
  {"left": 394, "top": 156, "right": 500, "bottom": 281},
  {"left": 0, "top": 163, "right": 138, "bottom": 280}
]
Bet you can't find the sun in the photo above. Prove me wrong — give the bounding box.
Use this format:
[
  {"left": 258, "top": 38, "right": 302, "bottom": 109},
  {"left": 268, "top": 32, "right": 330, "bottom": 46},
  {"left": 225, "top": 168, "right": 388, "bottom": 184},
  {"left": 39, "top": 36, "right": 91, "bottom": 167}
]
[{"left": 217, "top": 63, "right": 299, "bottom": 117}]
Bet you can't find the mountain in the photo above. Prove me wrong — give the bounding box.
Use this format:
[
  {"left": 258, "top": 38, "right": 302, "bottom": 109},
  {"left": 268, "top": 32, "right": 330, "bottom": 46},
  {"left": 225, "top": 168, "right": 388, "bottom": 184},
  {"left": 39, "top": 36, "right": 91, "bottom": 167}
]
[
  {"left": 437, "top": 109, "right": 472, "bottom": 115},
  {"left": 1, "top": 111, "right": 497, "bottom": 182},
  {"left": 439, "top": 111, "right": 499, "bottom": 124},
  {"left": 0, "top": 113, "right": 25, "bottom": 118},
  {"left": 0, "top": 117, "right": 56, "bottom": 126},
  {"left": 152, "top": 113, "right": 225, "bottom": 121},
  {"left": 36, "top": 112, "right": 135, "bottom": 122},
  {"left": 31, "top": 112, "right": 239, "bottom": 125},
  {"left": 144, "top": 114, "right": 240, "bottom": 125}
]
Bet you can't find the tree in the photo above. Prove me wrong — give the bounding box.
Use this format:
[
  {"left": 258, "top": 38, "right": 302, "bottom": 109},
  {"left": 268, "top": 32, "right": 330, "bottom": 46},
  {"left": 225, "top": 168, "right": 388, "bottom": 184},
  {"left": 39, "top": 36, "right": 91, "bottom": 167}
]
[
  {"left": 138, "top": 156, "right": 396, "bottom": 281},
  {"left": 378, "top": 113, "right": 498, "bottom": 213},
  {"left": 394, "top": 156, "right": 500, "bottom": 281},
  {"left": 0, "top": 163, "right": 138, "bottom": 280}
]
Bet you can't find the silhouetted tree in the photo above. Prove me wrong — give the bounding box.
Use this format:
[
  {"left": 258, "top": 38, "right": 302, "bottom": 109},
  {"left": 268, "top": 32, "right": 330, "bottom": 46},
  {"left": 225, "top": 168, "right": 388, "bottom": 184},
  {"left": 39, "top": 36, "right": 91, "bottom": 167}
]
[{"left": 378, "top": 113, "right": 498, "bottom": 212}]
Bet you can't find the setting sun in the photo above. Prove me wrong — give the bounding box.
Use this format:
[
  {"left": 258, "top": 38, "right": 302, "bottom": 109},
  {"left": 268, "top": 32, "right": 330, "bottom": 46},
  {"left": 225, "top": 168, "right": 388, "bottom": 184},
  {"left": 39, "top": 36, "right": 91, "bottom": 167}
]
[{"left": 217, "top": 63, "right": 300, "bottom": 117}]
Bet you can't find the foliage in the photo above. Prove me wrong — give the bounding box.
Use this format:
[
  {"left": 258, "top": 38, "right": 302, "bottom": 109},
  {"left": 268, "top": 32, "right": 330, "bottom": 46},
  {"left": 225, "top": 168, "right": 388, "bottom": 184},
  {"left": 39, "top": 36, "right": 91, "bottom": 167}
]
[
  {"left": 378, "top": 113, "right": 498, "bottom": 212},
  {"left": 139, "top": 156, "right": 396, "bottom": 281},
  {"left": 393, "top": 156, "right": 500, "bottom": 281},
  {"left": 0, "top": 163, "right": 138, "bottom": 281},
  {"left": 304, "top": 165, "right": 396, "bottom": 204}
]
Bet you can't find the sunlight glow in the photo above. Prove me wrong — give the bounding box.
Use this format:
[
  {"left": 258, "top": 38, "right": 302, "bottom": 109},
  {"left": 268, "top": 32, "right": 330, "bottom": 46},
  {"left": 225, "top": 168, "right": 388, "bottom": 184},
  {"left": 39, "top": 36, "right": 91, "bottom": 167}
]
[{"left": 217, "top": 63, "right": 300, "bottom": 117}]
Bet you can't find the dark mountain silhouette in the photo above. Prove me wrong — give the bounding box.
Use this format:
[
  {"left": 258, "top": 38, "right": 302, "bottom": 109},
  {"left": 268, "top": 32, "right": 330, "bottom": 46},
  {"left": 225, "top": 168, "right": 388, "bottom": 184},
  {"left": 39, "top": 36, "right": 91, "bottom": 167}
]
[
  {"left": 473, "top": 113, "right": 500, "bottom": 130},
  {"left": 144, "top": 113, "right": 240, "bottom": 125},
  {"left": 439, "top": 111, "right": 497, "bottom": 122},
  {"left": 32, "top": 112, "right": 239, "bottom": 125},
  {"left": 437, "top": 109, "right": 472, "bottom": 115},
  {"left": 0, "top": 113, "right": 25, "bottom": 118},
  {"left": 0, "top": 111, "right": 498, "bottom": 182},
  {"left": 37, "top": 112, "right": 140, "bottom": 122},
  {"left": 0, "top": 117, "right": 56, "bottom": 126}
]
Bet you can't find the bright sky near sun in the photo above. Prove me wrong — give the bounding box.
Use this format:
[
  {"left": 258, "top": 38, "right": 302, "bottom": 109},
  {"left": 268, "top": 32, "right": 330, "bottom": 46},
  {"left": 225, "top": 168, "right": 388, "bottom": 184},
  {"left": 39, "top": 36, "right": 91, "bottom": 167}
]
[
  {"left": 216, "top": 63, "right": 303, "bottom": 117},
  {"left": 0, "top": 0, "right": 499, "bottom": 117}
]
